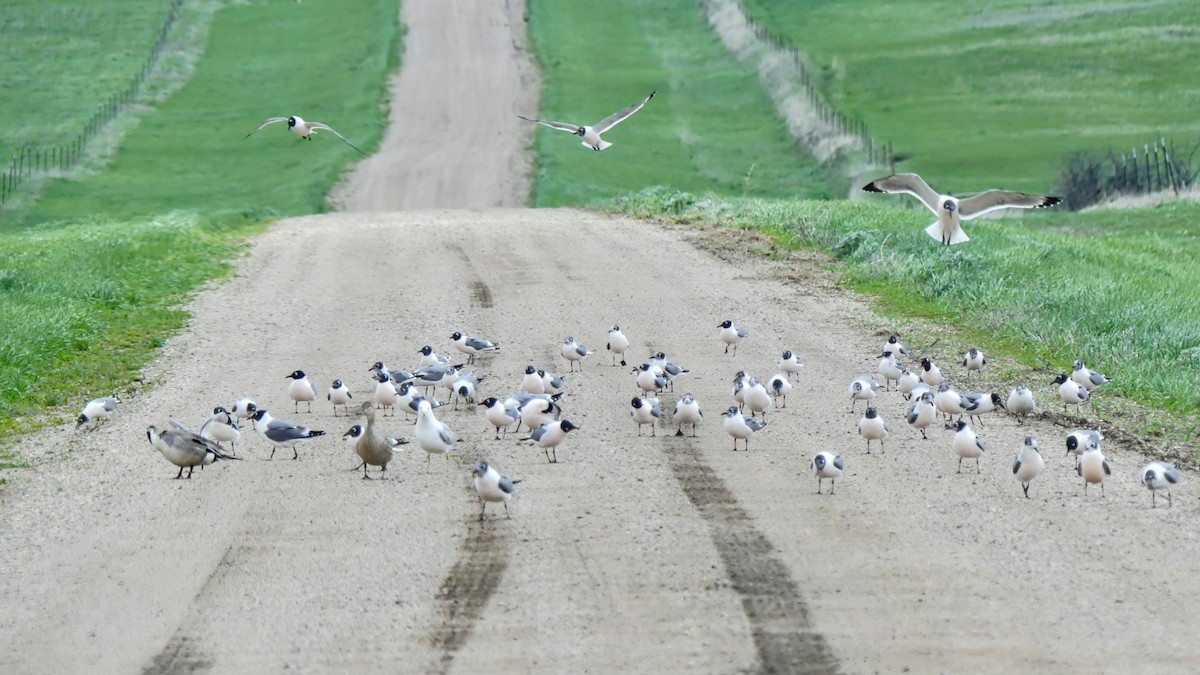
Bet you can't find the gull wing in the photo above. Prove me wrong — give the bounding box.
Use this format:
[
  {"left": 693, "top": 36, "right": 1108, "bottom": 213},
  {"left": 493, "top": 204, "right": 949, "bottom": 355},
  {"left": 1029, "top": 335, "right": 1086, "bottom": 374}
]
[
  {"left": 592, "top": 90, "right": 656, "bottom": 134},
  {"left": 861, "top": 173, "right": 942, "bottom": 214},
  {"left": 245, "top": 117, "right": 288, "bottom": 138},
  {"left": 958, "top": 190, "right": 1061, "bottom": 220},
  {"left": 308, "top": 122, "right": 366, "bottom": 155},
  {"left": 518, "top": 115, "right": 580, "bottom": 134}
]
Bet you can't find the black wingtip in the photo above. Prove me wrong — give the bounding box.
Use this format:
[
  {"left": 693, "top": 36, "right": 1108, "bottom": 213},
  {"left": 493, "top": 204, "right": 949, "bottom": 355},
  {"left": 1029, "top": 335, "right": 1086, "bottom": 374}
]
[{"left": 862, "top": 182, "right": 884, "bottom": 193}]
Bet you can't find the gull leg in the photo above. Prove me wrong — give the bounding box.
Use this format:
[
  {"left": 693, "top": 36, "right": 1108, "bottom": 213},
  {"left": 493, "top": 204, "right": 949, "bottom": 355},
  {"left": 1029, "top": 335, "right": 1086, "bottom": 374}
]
[
  {"left": 816, "top": 477, "right": 822, "bottom": 495},
  {"left": 1022, "top": 482, "right": 1030, "bottom": 498},
  {"left": 551, "top": 448, "right": 558, "bottom": 463},
  {"left": 175, "top": 466, "right": 185, "bottom": 479},
  {"left": 504, "top": 502, "right": 510, "bottom": 519},
  {"left": 544, "top": 448, "right": 551, "bottom": 463},
  {"left": 957, "top": 457, "right": 963, "bottom": 474},
  {"left": 830, "top": 478, "right": 835, "bottom": 495},
  {"left": 293, "top": 448, "right": 300, "bottom": 460},
  {"left": 362, "top": 463, "right": 372, "bottom": 480}
]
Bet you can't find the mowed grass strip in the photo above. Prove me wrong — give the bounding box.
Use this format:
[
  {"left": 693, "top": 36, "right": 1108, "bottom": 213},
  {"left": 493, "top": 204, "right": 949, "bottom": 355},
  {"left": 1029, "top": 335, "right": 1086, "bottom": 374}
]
[
  {"left": 740, "top": 0, "right": 1200, "bottom": 193},
  {"left": 0, "top": 0, "right": 173, "bottom": 164},
  {"left": 0, "top": 211, "right": 268, "bottom": 454},
  {"left": 524, "top": 0, "right": 836, "bottom": 206},
  {"left": 23, "top": 0, "right": 398, "bottom": 224},
  {"left": 616, "top": 188, "right": 1200, "bottom": 426}
]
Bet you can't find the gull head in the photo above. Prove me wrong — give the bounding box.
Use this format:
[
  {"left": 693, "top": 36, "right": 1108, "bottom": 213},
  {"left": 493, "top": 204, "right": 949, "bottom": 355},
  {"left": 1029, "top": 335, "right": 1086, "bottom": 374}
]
[
  {"left": 473, "top": 460, "right": 489, "bottom": 478},
  {"left": 942, "top": 198, "right": 957, "bottom": 213},
  {"left": 287, "top": 116, "right": 297, "bottom": 128},
  {"left": 575, "top": 127, "right": 586, "bottom": 137}
]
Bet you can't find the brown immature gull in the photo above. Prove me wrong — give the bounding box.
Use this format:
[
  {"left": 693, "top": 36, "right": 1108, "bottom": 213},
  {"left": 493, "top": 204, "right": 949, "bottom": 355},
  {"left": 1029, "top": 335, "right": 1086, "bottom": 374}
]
[{"left": 862, "top": 172, "right": 1061, "bottom": 245}]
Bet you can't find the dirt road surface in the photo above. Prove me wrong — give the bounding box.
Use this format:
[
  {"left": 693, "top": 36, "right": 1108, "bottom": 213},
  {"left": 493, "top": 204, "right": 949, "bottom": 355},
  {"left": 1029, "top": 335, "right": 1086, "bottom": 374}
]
[
  {"left": 330, "top": 0, "right": 538, "bottom": 210},
  {"left": 3, "top": 1, "right": 1198, "bottom": 673}
]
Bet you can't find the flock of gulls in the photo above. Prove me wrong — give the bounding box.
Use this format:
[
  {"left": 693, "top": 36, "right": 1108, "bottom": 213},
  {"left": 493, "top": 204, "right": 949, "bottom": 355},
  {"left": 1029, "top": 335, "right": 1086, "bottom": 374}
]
[
  {"left": 64, "top": 91, "right": 1178, "bottom": 516},
  {"left": 76, "top": 319, "right": 1180, "bottom": 516}
]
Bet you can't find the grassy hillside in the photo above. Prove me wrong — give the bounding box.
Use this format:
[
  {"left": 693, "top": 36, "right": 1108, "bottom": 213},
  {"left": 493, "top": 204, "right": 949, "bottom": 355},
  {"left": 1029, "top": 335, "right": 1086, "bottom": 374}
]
[
  {"left": 16, "top": 0, "right": 398, "bottom": 224},
  {"left": 617, "top": 189, "right": 1200, "bottom": 432},
  {"left": 0, "top": 1, "right": 173, "bottom": 165},
  {"left": 524, "top": 0, "right": 837, "bottom": 206},
  {"left": 741, "top": 0, "right": 1200, "bottom": 194}
]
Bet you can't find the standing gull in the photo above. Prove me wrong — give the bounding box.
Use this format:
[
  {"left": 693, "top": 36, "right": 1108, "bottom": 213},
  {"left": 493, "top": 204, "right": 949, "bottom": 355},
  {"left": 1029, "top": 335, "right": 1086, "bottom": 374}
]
[
  {"left": 951, "top": 420, "right": 986, "bottom": 473},
  {"left": 673, "top": 394, "right": 703, "bottom": 437},
  {"left": 1071, "top": 360, "right": 1112, "bottom": 391},
  {"left": 722, "top": 406, "right": 766, "bottom": 451},
  {"left": 519, "top": 90, "right": 656, "bottom": 151},
  {"left": 607, "top": 325, "right": 630, "bottom": 366},
  {"left": 862, "top": 172, "right": 1061, "bottom": 245},
  {"left": 328, "top": 379, "right": 353, "bottom": 416},
  {"left": 451, "top": 331, "right": 500, "bottom": 364},
  {"left": 778, "top": 350, "right": 804, "bottom": 377},
  {"left": 479, "top": 397, "right": 520, "bottom": 440},
  {"left": 1012, "top": 436, "right": 1045, "bottom": 498},
  {"left": 858, "top": 407, "right": 889, "bottom": 454},
  {"left": 251, "top": 409, "right": 325, "bottom": 460},
  {"left": 630, "top": 396, "right": 661, "bottom": 436},
  {"left": 77, "top": 395, "right": 119, "bottom": 429},
  {"left": 473, "top": 461, "right": 522, "bottom": 521},
  {"left": 561, "top": 336, "right": 593, "bottom": 373},
  {"left": 414, "top": 399, "right": 456, "bottom": 469},
  {"left": 717, "top": 320, "right": 748, "bottom": 355},
  {"left": 811, "top": 451, "right": 844, "bottom": 495},
  {"left": 286, "top": 370, "right": 317, "bottom": 413},
  {"left": 1006, "top": 384, "right": 1036, "bottom": 424},
  {"left": 1141, "top": 461, "right": 1181, "bottom": 508},
  {"left": 522, "top": 419, "right": 578, "bottom": 464},
  {"left": 1076, "top": 438, "right": 1111, "bottom": 496}
]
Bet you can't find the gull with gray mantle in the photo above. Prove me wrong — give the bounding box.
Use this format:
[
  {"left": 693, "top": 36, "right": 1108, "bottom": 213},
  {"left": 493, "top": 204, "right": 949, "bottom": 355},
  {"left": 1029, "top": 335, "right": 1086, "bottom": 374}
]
[
  {"left": 1141, "top": 461, "right": 1180, "bottom": 508},
  {"left": 251, "top": 409, "right": 325, "bottom": 460},
  {"left": 245, "top": 115, "right": 365, "bottom": 154},
  {"left": 77, "top": 395, "right": 119, "bottom": 429},
  {"left": 147, "top": 424, "right": 239, "bottom": 479},
  {"left": 519, "top": 89, "right": 655, "bottom": 151},
  {"left": 811, "top": 451, "right": 844, "bottom": 495},
  {"left": 473, "top": 461, "right": 522, "bottom": 521},
  {"left": 862, "top": 172, "right": 1061, "bottom": 245},
  {"left": 673, "top": 394, "right": 703, "bottom": 437},
  {"left": 451, "top": 331, "right": 500, "bottom": 364},
  {"left": 1012, "top": 436, "right": 1044, "bottom": 499},
  {"left": 722, "top": 406, "right": 766, "bottom": 451},
  {"left": 414, "top": 399, "right": 456, "bottom": 469}
]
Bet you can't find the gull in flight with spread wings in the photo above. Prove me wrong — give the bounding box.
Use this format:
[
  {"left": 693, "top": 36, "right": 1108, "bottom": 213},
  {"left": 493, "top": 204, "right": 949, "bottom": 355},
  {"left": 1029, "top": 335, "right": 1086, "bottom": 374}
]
[
  {"left": 862, "top": 173, "right": 1061, "bottom": 245},
  {"left": 519, "top": 90, "right": 656, "bottom": 151},
  {"left": 245, "top": 115, "right": 365, "bottom": 155}
]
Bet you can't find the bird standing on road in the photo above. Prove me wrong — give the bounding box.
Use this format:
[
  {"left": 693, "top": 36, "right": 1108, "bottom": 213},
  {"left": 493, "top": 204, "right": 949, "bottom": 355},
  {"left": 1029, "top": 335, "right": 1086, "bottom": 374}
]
[
  {"left": 673, "top": 394, "right": 703, "bottom": 437},
  {"left": 473, "top": 460, "right": 521, "bottom": 521},
  {"left": 518, "top": 89, "right": 656, "bottom": 151},
  {"left": 344, "top": 403, "right": 407, "bottom": 479},
  {"left": 1076, "top": 439, "right": 1111, "bottom": 496},
  {"left": 878, "top": 352, "right": 904, "bottom": 391},
  {"left": 849, "top": 376, "right": 878, "bottom": 412},
  {"left": 717, "top": 320, "right": 748, "bottom": 355},
  {"left": 77, "top": 395, "right": 119, "bottom": 429},
  {"left": 451, "top": 331, "right": 500, "bottom": 364},
  {"left": 962, "top": 348, "right": 987, "bottom": 377},
  {"left": 952, "top": 420, "right": 986, "bottom": 473},
  {"left": 811, "top": 451, "right": 844, "bottom": 495},
  {"left": 286, "top": 370, "right": 317, "bottom": 413},
  {"left": 779, "top": 350, "right": 804, "bottom": 377},
  {"left": 1053, "top": 374, "right": 1090, "bottom": 413},
  {"left": 479, "top": 397, "right": 520, "bottom": 440},
  {"left": 245, "top": 115, "right": 365, "bottom": 154},
  {"left": 630, "top": 396, "right": 661, "bottom": 436},
  {"left": 1012, "top": 436, "right": 1044, "bottom": 498},
  {"left": 767, "top": 373, "right": 793, "bottom": 408},
  {"left": 522, "top": 419, "right": 578, "bottom": 463},
  {"left": 147, "top": 424, "right": 238, "bottom": 479},
  {"left": 1006, "top": 384, "right": 1036, "bottom": 424},
  {"left": 328, "top": 379, "right": 353, "bottom": 416},
  {"left": 1141, "top": 461, "right": 1180, "bottom": 508},
  {"left": 883, "top": 334, "right": 909, "bottom": 359},
  {"left": 862, "top": 172, "right": 1061, "bottom": 246},
  {"left": 561, "top": 336, "right": 593, "bottom": 372},
  {"left": 858, "top": 407, "right": 889, "bottom": 454},
  {"left": 919, "top": 357, "right": 945, "bottom": 387},
  {"left": 722, "top": 406, "right": 766, "bottom": 451},
  {"left": 607, "top": 325, "right": 630, "bottom": 366},
  {"left": 414, "top": 399, "right": 456, "bottom": 469},
  {"left": 906, "top": 391, "right": 937, "bottom": 440},
  {"left": 251, "top": 409, "right": 325, "bottom": 460},
  {"left": 199, "top": 406, "right": 240, "bottom": 453}
]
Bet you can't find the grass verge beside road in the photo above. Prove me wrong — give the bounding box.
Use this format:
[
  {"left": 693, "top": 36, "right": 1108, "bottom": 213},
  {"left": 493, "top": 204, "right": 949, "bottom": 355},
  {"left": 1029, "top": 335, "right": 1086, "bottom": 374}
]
[
  {"left": 0, "top": 211, "right": 269, "bottom": 459},
  {"left": 524, "top": 0, "right": 837, "bottom": 206},
  {"left": 615, "top": 188, "right": 1200, "bottom": 455}
]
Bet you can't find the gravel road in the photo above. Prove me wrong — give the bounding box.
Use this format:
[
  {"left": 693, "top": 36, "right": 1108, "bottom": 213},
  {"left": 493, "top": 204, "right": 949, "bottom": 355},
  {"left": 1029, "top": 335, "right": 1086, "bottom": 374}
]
[{"left": 2, "top": 1, "right": 1197, "bottom": 673}]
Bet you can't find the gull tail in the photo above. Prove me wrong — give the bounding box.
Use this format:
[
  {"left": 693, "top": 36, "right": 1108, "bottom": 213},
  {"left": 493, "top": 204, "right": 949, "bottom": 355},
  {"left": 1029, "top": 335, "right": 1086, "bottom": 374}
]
[
  {"left": 584, "top": 140, "right": 613, "bottom": 151},
  {"left": 925, "top": 221, "right": 969, "bottom": 245}
]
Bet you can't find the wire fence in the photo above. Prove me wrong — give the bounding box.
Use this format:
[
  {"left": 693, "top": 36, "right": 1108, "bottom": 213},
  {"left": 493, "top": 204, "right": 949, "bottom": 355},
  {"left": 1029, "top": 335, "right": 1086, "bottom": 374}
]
[
  {"left": 742, "top": 14, "right": 893, "bottom": 171},
  {"left": 0, "top": 0, "right": 186, "bottom": 207},
  {"left": 1057, "top": 137, "right": 1200, "bottom": 210}
]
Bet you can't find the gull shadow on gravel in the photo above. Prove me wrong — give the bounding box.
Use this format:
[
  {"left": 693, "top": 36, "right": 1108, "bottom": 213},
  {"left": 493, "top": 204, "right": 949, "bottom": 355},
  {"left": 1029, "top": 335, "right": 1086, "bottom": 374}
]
[
  {"left": 666, "top": 439, "right": 839, "bottom": 674},
  {"left": 429, "top": 515, "right": 509, "bottom": 673}
]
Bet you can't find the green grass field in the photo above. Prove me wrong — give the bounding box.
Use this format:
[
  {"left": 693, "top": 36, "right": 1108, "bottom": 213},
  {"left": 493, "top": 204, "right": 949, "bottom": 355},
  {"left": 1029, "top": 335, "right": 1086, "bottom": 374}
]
[
  {"left": 9, "top": 0, "right": 397, "bottom": 225},
  {"left": 0, "top": 211, "right": 267, "bottom": 445},
  {"left": 740, "top": 0, "right": 1200, "bottom": 194},
  {"left": 616, "top": 190, "right": 1200, "bottom": 431},
  {"left": 524, "top": 0, "right": 837, "bottom": 206},
  {"left": 0, "top": 1, "right": 173, "bottom": 165}
]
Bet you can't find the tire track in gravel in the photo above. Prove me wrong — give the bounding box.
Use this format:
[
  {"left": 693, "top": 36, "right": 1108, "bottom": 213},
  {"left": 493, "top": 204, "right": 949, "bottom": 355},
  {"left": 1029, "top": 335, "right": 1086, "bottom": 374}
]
[
  {"left": 430, "top": 515, "right": 510, "bottom": 673},
  {"left": 665, "top": 437, "right": 839, "bottom": 674}
]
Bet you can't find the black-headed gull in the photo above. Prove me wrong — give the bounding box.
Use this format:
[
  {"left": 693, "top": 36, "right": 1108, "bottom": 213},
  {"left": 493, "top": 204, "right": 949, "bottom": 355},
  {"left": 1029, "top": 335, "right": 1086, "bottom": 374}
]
[
  {"left": 519, "top": 90, "right": 655, "bottom": 151},
  {"left": 1012, "top": 436, "right": 1044, "bottom": 499},
  {"left": 77, "top": 395, "right": 119, "bottom": 429},
  {"left": 1141, "top": 461, "right": 1180, "bottom": 508},
  {"left": 811, "top": 451, "right": 844, "bottom": 495},
  {"left": 473, "top": 460, "right": 522, "bottom": 521},
  {"left": 862, "top": 173, "right": 1060, "bottom": 245},
  {"left": 1076, "top": 438, "right": 1111, "bottom": 496},
  {"left": 245, "top": 115, "right": 365, "bottom": 154}
]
